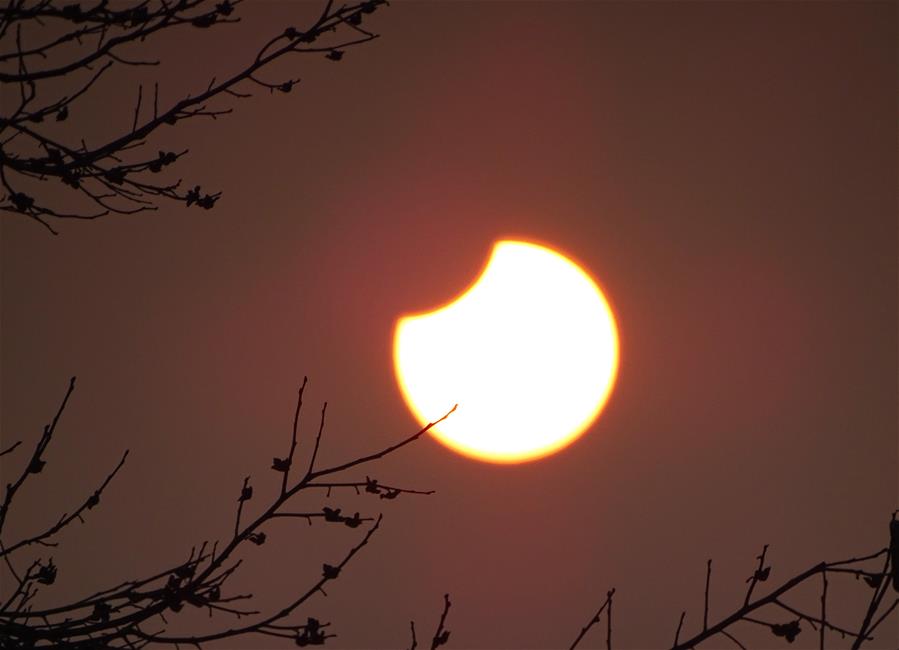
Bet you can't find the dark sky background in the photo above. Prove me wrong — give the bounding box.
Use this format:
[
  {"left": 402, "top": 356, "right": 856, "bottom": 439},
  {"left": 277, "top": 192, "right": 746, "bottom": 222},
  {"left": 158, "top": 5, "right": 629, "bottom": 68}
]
[{"left": 1, "top": 1, "right": 896, "bottom": 648}]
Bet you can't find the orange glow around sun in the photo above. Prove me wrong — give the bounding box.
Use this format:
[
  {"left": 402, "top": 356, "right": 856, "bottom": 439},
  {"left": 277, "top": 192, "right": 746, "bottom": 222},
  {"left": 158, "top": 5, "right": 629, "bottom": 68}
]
[{"left": 393, "top": 240, "right": 619, "bottom": 463}]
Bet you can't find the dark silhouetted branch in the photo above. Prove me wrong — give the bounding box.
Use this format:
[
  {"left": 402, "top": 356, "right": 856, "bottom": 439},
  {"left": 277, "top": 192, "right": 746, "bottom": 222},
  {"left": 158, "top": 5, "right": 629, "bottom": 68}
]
[
  {"left": 430, "top": 593, "right": 452, "bottom": 650},
  {"left": 1, "top": 374, "right": 895, "bottom": 650},
  {"left": 0, "top": 450, "right": 128, "bottom": 557},
  {"left": 673, "top": 610, "right": 686, "bottom": 647},
  {"left": 0, "top": 0, "right": 391, "bottom": 233},
  {"left": 669, "top": 544, "right": 894, "bottom": 650},
  {"left": 0, "top": 376, "right": 456, "bottom": 648},
  {"left": 820, "top": 570, "right": 827, "bottom": 650},
  {"left": 275, "top": 376, "right": 307, "bottom": 496},
  {"left": 0, "top": 376, "right": 78, "bottom": 538},
  {"left": 307, "top": 401, "right": 329, "bottom": 476},
  {"left": 744, "top": 544, "right": 769, "bottom": 607},
  {"left": 408, "top": 619, "right": 418, "bottom": 650},
  {"left": 850, "top": 549, "right": 892, "bottom": 650},
  {"left": 0, "top": 441, "right": 21, "bottom": 458},
  {"left": 570, "top": 588, "right": 614, "bottom": 650}
]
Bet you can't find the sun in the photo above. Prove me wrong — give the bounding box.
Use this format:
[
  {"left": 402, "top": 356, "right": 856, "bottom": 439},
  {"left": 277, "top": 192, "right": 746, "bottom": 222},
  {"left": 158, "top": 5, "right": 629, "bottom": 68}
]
[{"left": 392, "top": 239, "right": 619, "bottom": 463}]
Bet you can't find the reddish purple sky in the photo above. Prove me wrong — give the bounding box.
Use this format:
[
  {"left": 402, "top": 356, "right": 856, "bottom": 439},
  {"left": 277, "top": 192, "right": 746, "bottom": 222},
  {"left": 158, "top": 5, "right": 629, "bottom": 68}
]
[{"left": 1, "top": 2, "right": 896, "bottom": 648}]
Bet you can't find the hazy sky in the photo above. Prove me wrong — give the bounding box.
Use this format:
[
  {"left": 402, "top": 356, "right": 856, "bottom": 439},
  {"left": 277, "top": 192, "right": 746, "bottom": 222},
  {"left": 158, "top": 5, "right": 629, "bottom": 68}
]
[{"left": 1, "top": 2, "right": 896, "bottom": 648}]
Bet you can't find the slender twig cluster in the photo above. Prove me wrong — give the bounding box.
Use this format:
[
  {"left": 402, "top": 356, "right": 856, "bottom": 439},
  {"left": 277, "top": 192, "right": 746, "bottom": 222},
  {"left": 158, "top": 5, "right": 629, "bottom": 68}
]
[
  {"left": 0, "top": 0, "right": 387, "bottom": 234},
  {"left": 1, "top": 378, "right": 895, "bottom": 649},
  {"left": 405, "top": 593, "right": 453, "bottom": 650},
  {"left": 569, "top": 588, "right": 614, "bottom": 650},
  {"left": 570, "top": 520, "right": 899, "bottom": 650},
  {"left": 0, "top": 376, "right": 456, "bottom": 648}
]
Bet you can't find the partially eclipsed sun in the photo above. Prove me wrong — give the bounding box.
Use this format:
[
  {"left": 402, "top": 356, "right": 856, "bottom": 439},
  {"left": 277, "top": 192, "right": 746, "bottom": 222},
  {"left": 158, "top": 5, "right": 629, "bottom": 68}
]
[{"left": 393, "top": 240, "right": 619, "bottom": 463}]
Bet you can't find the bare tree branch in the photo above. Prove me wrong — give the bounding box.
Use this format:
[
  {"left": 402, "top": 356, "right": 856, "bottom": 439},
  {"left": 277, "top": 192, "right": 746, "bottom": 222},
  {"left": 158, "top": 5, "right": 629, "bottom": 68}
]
[
  {"left": 0, "top": 377, "right": 455, "bottom": 648},
  {"left": 570, "top": 588, "right": 615, "bottom": 650},
  {"left": 670, "top": 547, "right": 893, "bottom": 650},
  {"left": 0, "top": 0, "right": 390, "bottom": 233},
  {"left": 430, "top": 593, "right": 452, "bottom": 650}
]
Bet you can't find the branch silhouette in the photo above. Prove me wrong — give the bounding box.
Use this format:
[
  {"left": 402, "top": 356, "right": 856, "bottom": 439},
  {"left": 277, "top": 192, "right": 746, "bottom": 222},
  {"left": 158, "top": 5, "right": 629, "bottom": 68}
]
[
  {"left": 0, "top": 376, "right": 457, "bottom": 648},
  {"left": 0, "top": 0, "right": 388, "bottom": 234},
  {"left": 0, "top": 378, "right": 894, "bottom": 649},
  {"left": 569, "top": 588, "right": 614, "bottom": 650},
  {"left": 572, "top": 534, "right": 897, "bottom": 650}
]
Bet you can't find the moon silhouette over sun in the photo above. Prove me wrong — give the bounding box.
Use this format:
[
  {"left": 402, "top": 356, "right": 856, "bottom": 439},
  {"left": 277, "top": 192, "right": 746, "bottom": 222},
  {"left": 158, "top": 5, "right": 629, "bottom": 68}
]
[{"left": 393, "top": 240, "right": 619, "bottom": 463}]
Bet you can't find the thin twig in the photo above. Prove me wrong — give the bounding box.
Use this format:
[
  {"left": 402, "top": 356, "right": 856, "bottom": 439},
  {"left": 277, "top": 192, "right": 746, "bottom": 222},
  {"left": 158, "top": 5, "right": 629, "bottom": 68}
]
[
  {"left": 850, "top": 551, "right": 892, "bottom": 650},
  {"left": 0, "top": 441, "right": 22, "bottom": 457},
  {"left": 0, "top": 450, "right": 129, "bottom": 557},
  {"left": 720, "top": 629, "right": 746, "bottom": 650},
  {"left": 673, "top": 611, "right": 685, "bottom": 647},
  {"left": 306, "top": 401, "right": 328, "bottom": 476},
  {"left": 430, "top": 593, "right": 451, "bottom": 650},
  {"left": 0, "top": 376, "right": 77, "bottom": 537},
  {"left": 408, "top": 620, "right": 417, "bottom": 650},
  {"left": 744, "top": 544, "right": 769, "bottom": 607},
  {"left": 819, "top": 570, "right": 827, "bottom": 650},
  {"left": 570, "top": 589, "right": 615, "bottom": 650},
  {"left": 280, "top": 377, "right": 307, "bottom": 496},
  {"left": 234, "top": 476, "right": 250, "bottom": 538}
]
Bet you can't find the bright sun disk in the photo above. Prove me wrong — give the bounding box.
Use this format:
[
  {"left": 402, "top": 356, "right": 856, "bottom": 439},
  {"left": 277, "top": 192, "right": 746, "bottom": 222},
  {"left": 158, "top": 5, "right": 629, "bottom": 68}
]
[{"left": 393, "top": 239, "right": 619, "bottom": 463}]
